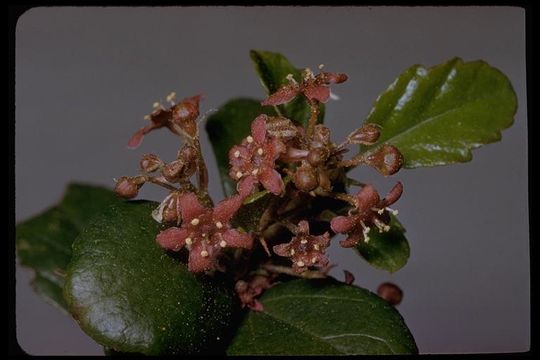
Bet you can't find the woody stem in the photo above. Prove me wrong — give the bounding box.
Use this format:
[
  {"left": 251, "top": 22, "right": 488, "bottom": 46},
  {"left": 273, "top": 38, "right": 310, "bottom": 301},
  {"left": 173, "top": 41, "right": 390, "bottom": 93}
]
[
  {"left": 261, "top": 264, "right": 327, "bottom": 279},
  {"left": 146, "top": 176, "right": 178, "bottom": 191},
  {"left": 336, "top": 153, "right": 365, "bottom": 169},
  {"left": 193, "top": 139, "right": 209, "bottom": 193},
  {"left": 306, "top": 99, "right": 319, "bottom": 139}
]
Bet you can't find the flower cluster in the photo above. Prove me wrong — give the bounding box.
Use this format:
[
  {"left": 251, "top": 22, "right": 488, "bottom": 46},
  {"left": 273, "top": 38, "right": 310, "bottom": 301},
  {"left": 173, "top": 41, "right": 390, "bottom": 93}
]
[{"left": 116, "top": 65, "right": 406, "bottom": 310}]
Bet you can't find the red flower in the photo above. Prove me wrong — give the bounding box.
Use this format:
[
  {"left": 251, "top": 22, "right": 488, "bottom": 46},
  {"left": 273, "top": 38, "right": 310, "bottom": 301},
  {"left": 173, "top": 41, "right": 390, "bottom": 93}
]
[
  {"left": 330, "top": 182, "right": 403, "bottom": 248},
  {"left": 273, "top": 220, "right": 331, "bottom": 273},
  {"left": 228, "top": 114, "right": 286, "bottom": 196},
  {"left": 156, "top": 192, "right": 252, "bottom": 272},
  {"left": 261, "top": 70, "right": 347, "bottom": 106},
  {"left": 128, "top": 94, "right": 203, "bottom": 149}
]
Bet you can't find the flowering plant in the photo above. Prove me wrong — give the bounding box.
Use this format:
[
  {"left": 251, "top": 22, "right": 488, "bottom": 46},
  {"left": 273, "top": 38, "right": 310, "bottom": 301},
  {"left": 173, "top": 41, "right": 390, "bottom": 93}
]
[{"left": 16, "top": 50, "right": 516, "bottom": 355}]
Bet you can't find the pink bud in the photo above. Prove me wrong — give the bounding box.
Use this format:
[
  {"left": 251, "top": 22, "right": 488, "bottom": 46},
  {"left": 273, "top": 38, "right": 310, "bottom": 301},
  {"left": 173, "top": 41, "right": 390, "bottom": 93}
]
[
  {"left": 349, "top": 124, "right": 380, "bottom": 145},
  {"left": 139, "top": 154, "right": 163, "bottom": 173},
  {"left": 377, "top": 282, "right": 403, "bottom": 306},
  {"left": 114, "top": 176, "right": 144, "bottom": 199},
  {"left": 364, "top": 144, "right": 404, "bottom": 176}
]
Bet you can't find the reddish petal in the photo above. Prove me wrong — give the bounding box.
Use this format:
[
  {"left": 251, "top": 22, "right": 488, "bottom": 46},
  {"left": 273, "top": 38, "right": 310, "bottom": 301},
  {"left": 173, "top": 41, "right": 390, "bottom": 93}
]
[
  {"left": 261, "top": 84, "right": 300, "bottom": 106},
  {"left": 265, "top": 138, "right": 286, "bottom": 162},
  {"left": 297, "top": 220, "right": 310, "bottom": 235},
  {"left": 381, "top": 181, "right": 403, "bottom": 207},
  {"left": 272, "top": 243, "right": 290, "bottom": 257},
  {"left": 259, "top": 167, "right": 284, "bottom": 195},
  {"left": 248, "top": 299, "right": 265, "bottom": 312},
  {"left": 178, "top": 192, "right": 207, "bottom": 222},
  {"left": 182, "top": 94, "right": 204, "bottom": 107},
  {"left": 128, "top": 125, "right": 152, "bottom": 149},
  {"left": 238, "top": 175, "right": 258, "bottom": 197},
  {"left": 188, "top": 242, "right": 214, "bottom": 272},
  {"left": 251, "top": 114, "right": 268, "bottom": 144},
  {"left": 229, "top": 145, "right": 250, "bottom": 168},
  {"left": 156, "top": 227, "right": 189, "bottom": 251},
  {"left": 221, "top": 229, "right": 253, "bottom": 249},
  {"left": 355, "top": 185, "right": 381, "bottom": 213},
  {"left": 321, "top": 72, "right": 348, "bottom": 84},
  {"left": 213, "top": 195, "right": 243, "bottom": 223},
  {"left": 304, "top": 85, "right": 330, "bottom": 103},
  {"left": 331, "top": 215, "right": 357, "bottom": 234},
  {"left": 339, "top": 231, "right": 362, "bottom": 248}
]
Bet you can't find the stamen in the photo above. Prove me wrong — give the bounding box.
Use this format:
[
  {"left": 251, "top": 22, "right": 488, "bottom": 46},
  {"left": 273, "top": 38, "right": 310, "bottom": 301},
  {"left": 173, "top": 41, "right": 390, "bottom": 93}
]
[
  {"left": 361, "top": 221, "right": 370, "bottom": 243},
  {"left": 153, "top": 101, "right": 160, "bottom": 109},
  {"left": 236, "top": 171, "right": 243, "bottom": 179},
  {"left": 313, "top": 244, "right": 320, "bottom": 251},
  {"left": 234, "top": 150, "right": 240, "bottom": 158},
  {"left": 166, "top": 92, "right": 176, "bottom": 103},
  {"left": 215, "top": 221, "right": 223, "bottom": 229},
  {"left": 386, "top": 207, "right": 399, "bottom": 215},
  {"left": 251, "top": 168, "right": 259, "bottom": 176},
  {"left": 144, "top": 115, "right": 151, "bottom": 121},
  {"left": 373, "top": 218, "right": 390, "bottom": 233},
  {"left": 257, "top": 148, "right": 264, "bottom": 155},
  {"left": 246, "top": 136, "right": 254, "bottom": 143},
  {"left": 290, "top": 249, "right": 295, "bottom": 255},
  {"left": 219, "top": 240, "right": 227, "bottom": 248},
  {"left": 297, "top": 261, "right": 305, "bottom": 267},
  {"left": 318, "top": 64, "right": 324, "bottom": 70},
  {"left": 200, "top": 250, "right": 209, "bottom": 257},
  {"left": 311, "top": 257, "right": 318, "bottom": 264},
  {"left": 286, "top": 73, "right": 298, "bottom": 85},
  {"left": 185, "top": 237, "right": 193, "bottom": 245},
  {"left": 191, "top": 218, "right": 200, "bottom": 226},
  {"left": 300, "top": 239, "right": 308, "bottom": 244}
]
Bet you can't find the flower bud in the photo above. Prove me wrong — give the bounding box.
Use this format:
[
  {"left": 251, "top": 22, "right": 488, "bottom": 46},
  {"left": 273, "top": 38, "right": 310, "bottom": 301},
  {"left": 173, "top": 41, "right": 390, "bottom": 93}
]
[
  {"left": 139, "top": 153, "right": 163, "bottom": 173},
  {"left": 307, "top": 147, "right": 329, "bottom": 167},
  {"left": 114, "top": 176, "right": 144, "bottom": 199},
  {"left": 364, "top": 144, "right": 403, "bottom": 176},
  {"left": 162, "top": 160, "right": 185, "bottom": 182},
  {"left": 349, "top": 124, "right": 380, "bottom": 145},
  {"left": 313, "top": 125, "right": 331, "bottom": 145},
  {"left": 171, "top": 95, "right": 202, "bottom": 138},
  {"left": 377, "top": 282, "right": 403, "bottom": 306},
  {"left": 293, "top": 164, "right": 319, "bottom": 192},
  {"left": 161, "top": 192, "right": 182, "bottom": 224}
]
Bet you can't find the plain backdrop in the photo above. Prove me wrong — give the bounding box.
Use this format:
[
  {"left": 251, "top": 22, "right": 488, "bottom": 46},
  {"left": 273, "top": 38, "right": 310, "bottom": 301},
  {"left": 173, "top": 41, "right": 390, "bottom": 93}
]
[{"left": 15, "top": 6, "right": 529, "bottom": 355}]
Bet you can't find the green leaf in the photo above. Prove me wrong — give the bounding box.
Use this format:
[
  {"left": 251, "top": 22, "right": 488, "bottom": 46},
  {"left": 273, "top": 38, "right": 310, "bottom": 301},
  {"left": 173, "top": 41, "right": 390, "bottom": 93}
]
[
  {"left": 361, "top": 57, "right": 517, "bottom": 168},
  {"left": 356, "top": 215, "right": 410, "bottom": 273},
  {"left": 16, "top": 183, "right": 120, "bottom": 311},
  {"left": 227, "top": 279, "right": 417, "bottom": 355},
  {"left": 250, "top": 49, "right": 325, "bottom": 126},
  {"left": 206, "top": 98, "right": 277, "bottom": 197},
  {"left": 63, "top": 201, "right": 236, "bottom": 355}
]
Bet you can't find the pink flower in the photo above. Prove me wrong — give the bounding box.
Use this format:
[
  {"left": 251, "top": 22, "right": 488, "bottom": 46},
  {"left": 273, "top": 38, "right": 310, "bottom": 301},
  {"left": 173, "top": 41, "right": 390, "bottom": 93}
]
[
  {"left": 330, "top": 182, "right": 403, "bottom": 248},
  {"left": 128, "top": 94, "right": 203, "bottom": 149},
  {"left": 261, "top": 71, "right": 348, "bottom": 106},
  {"left": 156, "top": 192, "right": 252, "bottom": 272},
  {"left": 235, "top": 275, "right": 274, "bottom": 312},
  {"left": 273, "top": 220, "right": 331, "bottom": 273},
  {"left": 228, "top": 114, "right": 286, "bottom": 196}
]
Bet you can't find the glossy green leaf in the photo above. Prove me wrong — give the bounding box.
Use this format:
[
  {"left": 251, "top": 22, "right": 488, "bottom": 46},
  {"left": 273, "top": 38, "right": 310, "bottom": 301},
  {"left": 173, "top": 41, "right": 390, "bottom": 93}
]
[
  {"left": 227, "top": 278, "right": 417, "bottom": 355},
  {"left": 250, "top": 49, "right": 325, "bottom": 126},
  {"left": 16, "top": 183, "right": 120, "bottom": 311},
  {"left": 361, "top": 57, "right": 517, "bottom": 167},
  {"left": 356, "top": 215, "right": 409, "bottom": 273},
  {"left": 205, "top": 98, "right": 277, "bottom": 197},
  {"left": 64, "top": 201, "right": 236, "bottom": 355}
]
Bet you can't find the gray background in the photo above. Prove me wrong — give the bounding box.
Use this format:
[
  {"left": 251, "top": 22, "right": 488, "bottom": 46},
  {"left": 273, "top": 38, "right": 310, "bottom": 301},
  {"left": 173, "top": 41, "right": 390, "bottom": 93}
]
[{"left": 15, "top": 6, "right": 529, "bottom": 355}]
